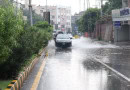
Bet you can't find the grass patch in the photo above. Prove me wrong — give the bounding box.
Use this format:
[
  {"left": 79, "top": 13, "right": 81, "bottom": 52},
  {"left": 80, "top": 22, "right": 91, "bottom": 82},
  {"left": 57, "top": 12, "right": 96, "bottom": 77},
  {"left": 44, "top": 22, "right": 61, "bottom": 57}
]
[{"left": 0, "top": 80, "right": 12, "bottom": 90}]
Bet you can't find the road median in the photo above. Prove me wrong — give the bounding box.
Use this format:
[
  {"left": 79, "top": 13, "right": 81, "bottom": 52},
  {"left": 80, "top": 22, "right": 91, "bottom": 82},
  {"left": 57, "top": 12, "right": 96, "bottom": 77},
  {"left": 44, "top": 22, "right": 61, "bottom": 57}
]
[{"left": 5, "top": 47, "right": 48, "bottom": 90}]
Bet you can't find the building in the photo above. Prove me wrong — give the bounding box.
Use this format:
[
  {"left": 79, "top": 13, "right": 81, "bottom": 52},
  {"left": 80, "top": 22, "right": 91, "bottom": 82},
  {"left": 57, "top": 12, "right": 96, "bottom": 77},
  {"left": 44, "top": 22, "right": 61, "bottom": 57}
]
[
  {"left": 71, "top": 11, "right": 84, "bottom": 35},
  {"left": 25, "top": 0, "right": 29, "bottom": 9},
  {"left": 23, "top": 1, "right": 72, "bottom": 33},
  {"left": 112, "top": 0, "right": 130, "bottom": 42},
  {"left": 33, "top": 5, "right": 72, "bottom": 33}
]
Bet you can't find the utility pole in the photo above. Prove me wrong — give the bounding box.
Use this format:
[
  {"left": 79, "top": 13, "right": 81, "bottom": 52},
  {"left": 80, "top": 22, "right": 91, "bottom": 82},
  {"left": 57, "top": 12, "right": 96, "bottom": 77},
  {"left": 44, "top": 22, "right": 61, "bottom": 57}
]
[
  {"left": 46, "top": 0, "right": 47, "bottom": 12},
  {"left": 16, "top": 0, "right": 18, "bottom": 14},
  {"left": 84, "top": 0, "right": 85, "bottom": 11},
  {"left": 100, "top": 0, "right": 103, "bottom": 17},
  {"left": 88, "top": 0, "right": 90, "bottom": 9},
  {"left": 87, "top": 0, "right": 90, "bottom": 37},
  {"left": 29, "top": 0, "right": 33, "bottom": 26}
]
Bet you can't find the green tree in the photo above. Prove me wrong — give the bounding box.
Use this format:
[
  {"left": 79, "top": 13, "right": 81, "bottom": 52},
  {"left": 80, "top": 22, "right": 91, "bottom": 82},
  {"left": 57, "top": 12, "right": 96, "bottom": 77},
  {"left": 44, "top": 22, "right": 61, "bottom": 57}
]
[
  {"left": 0, "top": 21, "right": 53, "bottom": 79},
  {"left": 0, "top": 0, "right": 24, "bottom": 64},
  {"left": 23, "top": 9, "right": 43, "bottom": 24},
  {"left": 77, "top": 8, "right": 100, "bottom": 33},
  {"left": 102, "top": 0, "right": 122, "bottom": 15}
]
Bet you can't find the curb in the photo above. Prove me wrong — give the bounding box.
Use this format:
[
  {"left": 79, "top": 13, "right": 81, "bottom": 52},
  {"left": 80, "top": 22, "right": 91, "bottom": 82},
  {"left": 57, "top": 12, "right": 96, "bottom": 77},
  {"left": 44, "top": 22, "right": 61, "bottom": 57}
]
[{"left": 5, "top": 48, "right": 47, "bottom": 90}]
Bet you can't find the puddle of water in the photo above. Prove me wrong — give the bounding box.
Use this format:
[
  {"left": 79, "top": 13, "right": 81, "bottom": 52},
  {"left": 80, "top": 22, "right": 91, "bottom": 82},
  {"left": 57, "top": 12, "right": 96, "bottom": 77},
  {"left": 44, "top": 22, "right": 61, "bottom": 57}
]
[{"left": 38, "top": 37, "right": 129, "bottom": 90}]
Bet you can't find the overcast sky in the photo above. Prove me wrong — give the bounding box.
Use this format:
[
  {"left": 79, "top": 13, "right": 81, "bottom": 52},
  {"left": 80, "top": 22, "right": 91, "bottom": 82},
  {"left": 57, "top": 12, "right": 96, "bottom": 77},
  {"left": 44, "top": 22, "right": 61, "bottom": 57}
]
[{"left": 22, "top": 0, "right": 101, "bottom": 15}]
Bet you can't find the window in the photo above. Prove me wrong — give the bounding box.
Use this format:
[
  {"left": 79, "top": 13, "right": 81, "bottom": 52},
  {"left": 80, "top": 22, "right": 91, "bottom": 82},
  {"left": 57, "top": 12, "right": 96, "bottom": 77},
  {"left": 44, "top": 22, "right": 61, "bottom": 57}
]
[
  {"left": 52, "top": 16, "right": 55, "bottom": 19},
  {"left": 67, "top": 22, "right": 70, "bottom": 25}
]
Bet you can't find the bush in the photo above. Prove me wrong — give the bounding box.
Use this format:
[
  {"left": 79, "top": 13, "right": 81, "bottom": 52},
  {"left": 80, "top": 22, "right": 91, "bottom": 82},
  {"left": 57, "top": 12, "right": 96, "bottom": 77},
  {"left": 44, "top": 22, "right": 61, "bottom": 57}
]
[
  {"left": 0, "top": 0, "right": 24, "bottom": 64},
  {"left": 0, "top": 0, "right": 53, "bottom": 79},
  {"left": 0, "top": 21, "right": 53, "bottom": 79}
]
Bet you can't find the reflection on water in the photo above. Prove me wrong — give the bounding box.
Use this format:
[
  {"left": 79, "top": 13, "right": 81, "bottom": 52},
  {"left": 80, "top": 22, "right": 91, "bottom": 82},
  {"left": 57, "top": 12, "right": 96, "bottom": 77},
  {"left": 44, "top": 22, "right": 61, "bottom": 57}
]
[
  {"left": 55, "top": 48, "right": 72, "bottom": 53},
  {"left": 95, "top": 47, "right": 130, "bottom": 79}
]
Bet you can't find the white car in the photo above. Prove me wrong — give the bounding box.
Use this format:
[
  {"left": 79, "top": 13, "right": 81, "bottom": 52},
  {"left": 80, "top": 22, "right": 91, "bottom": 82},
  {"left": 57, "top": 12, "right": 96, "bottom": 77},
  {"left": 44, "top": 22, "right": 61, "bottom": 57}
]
[
  {"left": 55, "top": 34, "right": 72, "bottom": 47},
  {"left": 67, "top": 34, "right": 73, "bottom": 39}
]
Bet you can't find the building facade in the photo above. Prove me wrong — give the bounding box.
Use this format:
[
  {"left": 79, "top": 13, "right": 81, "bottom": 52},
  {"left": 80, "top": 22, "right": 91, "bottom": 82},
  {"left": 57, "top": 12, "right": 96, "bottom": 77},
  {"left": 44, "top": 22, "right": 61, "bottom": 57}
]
[
  {"left": 112, "top": 0, "right": 130, "bottom": 42},
  {"left": 33, "top": 5, "right": 71, "bottom": 33}
]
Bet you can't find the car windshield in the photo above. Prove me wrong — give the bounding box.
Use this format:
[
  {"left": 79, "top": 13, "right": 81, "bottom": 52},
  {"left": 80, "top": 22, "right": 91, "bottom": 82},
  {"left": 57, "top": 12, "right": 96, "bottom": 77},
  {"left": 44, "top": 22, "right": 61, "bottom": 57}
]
[
  {"left": 53, "top": 31, "right": 56, "bottom": 33},
  {"left": 57, "top": 34, "right": 70, "bottom": 39}
]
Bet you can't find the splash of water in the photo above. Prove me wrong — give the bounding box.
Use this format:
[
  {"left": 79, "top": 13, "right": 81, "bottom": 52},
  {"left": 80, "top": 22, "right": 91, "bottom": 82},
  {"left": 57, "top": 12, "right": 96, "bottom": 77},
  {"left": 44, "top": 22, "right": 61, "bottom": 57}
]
[{"left": 72, "top": 37, "right": 118, "bottom": 49}]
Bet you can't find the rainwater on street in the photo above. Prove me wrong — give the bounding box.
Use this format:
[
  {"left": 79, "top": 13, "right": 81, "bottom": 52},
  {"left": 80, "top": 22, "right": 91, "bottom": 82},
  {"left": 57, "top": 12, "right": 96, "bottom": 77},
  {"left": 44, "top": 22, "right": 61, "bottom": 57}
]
[{"left": 22, "top": 37, "right": 130, "bottom": 90}]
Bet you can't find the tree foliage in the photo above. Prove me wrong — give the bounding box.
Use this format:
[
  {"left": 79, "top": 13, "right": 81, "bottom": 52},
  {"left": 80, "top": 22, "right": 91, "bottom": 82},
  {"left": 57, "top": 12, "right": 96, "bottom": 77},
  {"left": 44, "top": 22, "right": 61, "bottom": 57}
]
[
  {"left": 102, "top": 0, "right": 122, "bottom": 15},
  {"left": 77, "top": 8, "right": 100, "bottom": 33},
  {"left": 0, "top": 21, "right": 53, "bottom": 79},
  {"left": 0, "top": 0, "right": 24, "bottom": 64},
  {"left": 0, "top": 0, "right": 53, "bottom": 79},
  {"left": 23, "top": 9, "right": 43, "bottom": 24}
]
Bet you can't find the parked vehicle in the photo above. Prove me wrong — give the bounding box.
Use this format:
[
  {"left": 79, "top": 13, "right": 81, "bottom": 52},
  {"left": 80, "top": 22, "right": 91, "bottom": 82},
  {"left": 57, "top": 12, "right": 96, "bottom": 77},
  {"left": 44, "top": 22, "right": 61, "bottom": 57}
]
[{"left": 55, "top": 34, "right": 72, "bottom": 47}]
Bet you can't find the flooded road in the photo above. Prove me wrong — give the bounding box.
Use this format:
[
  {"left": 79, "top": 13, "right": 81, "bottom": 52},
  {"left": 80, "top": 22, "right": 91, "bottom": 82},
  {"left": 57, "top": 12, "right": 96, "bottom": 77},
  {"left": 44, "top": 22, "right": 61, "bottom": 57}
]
[
  {"left": 37, "top": 37, "right": 130, "bottom": 90},
  {"left": 22, "top": 37, "right": 130, "bottom": 90}
]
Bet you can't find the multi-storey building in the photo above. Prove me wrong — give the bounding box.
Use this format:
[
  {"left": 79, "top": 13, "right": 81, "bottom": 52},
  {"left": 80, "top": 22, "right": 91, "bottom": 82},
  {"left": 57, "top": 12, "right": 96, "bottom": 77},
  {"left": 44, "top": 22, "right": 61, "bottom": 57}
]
[
  {"left": 33, "top": 5, "right": 71, "bottom": 33},
  {"left": 23, "top": 0, "right": 72, "bottom": 33},
  {"left": 24, "top": 0, "right": 29, "bottom": 9},
  {"left": 57, "top": 6, "right": 71, "bottom": 33}
]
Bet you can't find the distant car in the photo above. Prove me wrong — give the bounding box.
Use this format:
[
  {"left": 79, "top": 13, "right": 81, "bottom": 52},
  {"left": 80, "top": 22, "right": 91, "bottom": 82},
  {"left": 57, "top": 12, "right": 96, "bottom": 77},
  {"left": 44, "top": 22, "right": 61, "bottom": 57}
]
[
  {"left": 53, "top": 30, "right": 56, "bottom": 35},
  {"left": 53, "top": 31, "right": 64, "bottom": 42},
  {"left": 55, "top": 34, "right": 72, "bottom": 47}
]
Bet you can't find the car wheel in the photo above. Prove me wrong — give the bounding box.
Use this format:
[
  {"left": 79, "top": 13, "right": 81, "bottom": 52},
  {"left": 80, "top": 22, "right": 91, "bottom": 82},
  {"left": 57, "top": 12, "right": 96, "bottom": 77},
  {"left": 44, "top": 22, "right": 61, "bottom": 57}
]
[
  {"left": 68, "top": 42, "right": 72, "bottom": 47},
  {"left": 55, "top": 42, "right": 59, "bottom": 47}
]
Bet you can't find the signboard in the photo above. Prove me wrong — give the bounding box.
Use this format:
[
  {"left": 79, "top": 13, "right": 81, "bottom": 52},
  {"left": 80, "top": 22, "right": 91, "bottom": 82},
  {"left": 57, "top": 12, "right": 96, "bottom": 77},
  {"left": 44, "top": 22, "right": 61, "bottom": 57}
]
[
  {"left": 44, "top": 12, "right": 50, "bottom": 24},
  {"left": 114, "top": 21, "right": 121, "bottom": 29},
  {"left": 74, "top": 26, "right": 78, "bottom": 31},
  {"left": 112, "top": 8, "right": 130, "bottom": 21},
  {"left": 114, "top": 21, "right": 121, "bottom": 27},
  {"left": 120, "top": 8, "right": 129, "bottom": 16}
]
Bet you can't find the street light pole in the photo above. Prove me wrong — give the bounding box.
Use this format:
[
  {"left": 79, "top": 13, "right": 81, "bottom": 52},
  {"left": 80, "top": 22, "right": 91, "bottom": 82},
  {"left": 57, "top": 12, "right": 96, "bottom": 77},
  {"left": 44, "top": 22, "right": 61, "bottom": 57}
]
[{"left": 29, "top": 0, "right": 33, "bottom": 26}]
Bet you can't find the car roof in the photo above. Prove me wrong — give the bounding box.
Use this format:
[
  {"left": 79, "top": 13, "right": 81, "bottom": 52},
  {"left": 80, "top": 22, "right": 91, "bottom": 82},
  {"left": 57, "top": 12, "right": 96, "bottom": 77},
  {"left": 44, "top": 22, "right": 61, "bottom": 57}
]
[{"left": 57, "top": 34, "right": 70, "bottom": 38}]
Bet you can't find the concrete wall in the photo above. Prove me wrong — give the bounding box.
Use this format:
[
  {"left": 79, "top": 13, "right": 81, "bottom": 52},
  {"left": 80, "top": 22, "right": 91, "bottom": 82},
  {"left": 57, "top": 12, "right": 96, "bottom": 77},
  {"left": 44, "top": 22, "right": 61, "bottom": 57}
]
[
  {"left": 94, "top": 21, "right": 113, "bottom": 42},
  {"left": 114, "top": 25, "right": 130, "bottom": 42}
]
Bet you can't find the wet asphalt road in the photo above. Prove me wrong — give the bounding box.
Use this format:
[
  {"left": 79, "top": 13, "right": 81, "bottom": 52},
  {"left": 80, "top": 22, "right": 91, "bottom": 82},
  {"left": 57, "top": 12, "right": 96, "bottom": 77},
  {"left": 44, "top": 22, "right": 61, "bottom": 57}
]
[{"left": 22, "top": 37, "right": 130, "bottom": 90}]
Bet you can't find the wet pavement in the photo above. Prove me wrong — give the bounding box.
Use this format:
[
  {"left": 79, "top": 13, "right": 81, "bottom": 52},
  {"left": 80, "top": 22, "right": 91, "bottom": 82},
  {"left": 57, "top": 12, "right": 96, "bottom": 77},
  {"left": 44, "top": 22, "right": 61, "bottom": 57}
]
[{"left": 22, "top": 37, "right": 130, "bottom": 90}]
